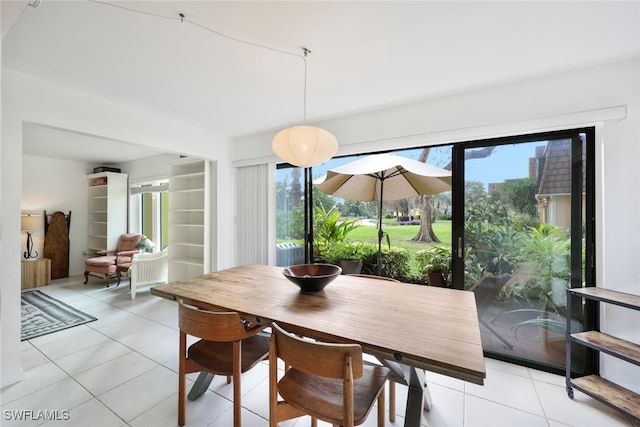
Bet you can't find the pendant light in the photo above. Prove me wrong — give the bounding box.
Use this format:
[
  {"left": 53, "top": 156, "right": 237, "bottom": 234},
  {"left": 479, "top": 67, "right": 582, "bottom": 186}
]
[{"left": 272, "top": 48, "right": 338, "bottom": 168}]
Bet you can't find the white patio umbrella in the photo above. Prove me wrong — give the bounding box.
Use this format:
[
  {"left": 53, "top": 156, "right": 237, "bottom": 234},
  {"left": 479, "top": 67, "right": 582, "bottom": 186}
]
[{"left": 313, "top": 153, "right": 452, "bottom": 274}]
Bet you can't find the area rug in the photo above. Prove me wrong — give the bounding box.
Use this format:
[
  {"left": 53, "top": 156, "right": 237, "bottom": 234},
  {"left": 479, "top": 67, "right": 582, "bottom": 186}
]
[{"left": 21, "top": 290, "right": 97, "bottom": 341}]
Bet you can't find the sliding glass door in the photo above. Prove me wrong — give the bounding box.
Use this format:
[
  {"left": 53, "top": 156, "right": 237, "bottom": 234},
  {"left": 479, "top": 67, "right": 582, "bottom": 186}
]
[{"left": 452, "top": 128, "right": 595, "bottom": 373}]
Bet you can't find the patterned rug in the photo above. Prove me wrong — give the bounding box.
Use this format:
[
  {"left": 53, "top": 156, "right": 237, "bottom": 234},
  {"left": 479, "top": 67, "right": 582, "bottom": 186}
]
[{"left": 21, "top": 290, "right": 97, "bottom": 341}]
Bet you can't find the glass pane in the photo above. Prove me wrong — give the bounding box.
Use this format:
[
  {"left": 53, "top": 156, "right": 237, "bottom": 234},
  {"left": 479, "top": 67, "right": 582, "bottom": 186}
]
[
  {"left": 142, "top": 192, "right": 154, "bottom": 239},
  {"left": 464, "top": 137, "right": 586, "bottom": 370},
  {"left": 275, "top": 166, "right": 306, "bottom": 266},
  {"left": 276, "top": 147, "right": 453, "bottom": 282}
]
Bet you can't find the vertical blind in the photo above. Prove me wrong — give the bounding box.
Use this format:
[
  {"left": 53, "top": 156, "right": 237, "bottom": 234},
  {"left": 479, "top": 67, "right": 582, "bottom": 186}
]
[{"left": 236, "top": 164, "right": 270, "bottom": 265}]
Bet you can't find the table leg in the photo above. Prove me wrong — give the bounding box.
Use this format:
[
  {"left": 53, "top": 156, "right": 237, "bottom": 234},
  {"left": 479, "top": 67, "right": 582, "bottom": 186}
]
[
  {"left": 404, "top": 367, "right": 433, "bottom": 427},
  {"left": 187, "top": 372, "right": 215, "bottom": 400},
  {"left": 376, "top": 359, "right": 432, "bottom": 427}
]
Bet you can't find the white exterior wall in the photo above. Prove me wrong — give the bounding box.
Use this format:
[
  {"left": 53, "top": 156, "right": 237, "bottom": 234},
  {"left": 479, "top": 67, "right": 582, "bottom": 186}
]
[
  {"left": 234, "top": 58, "right": 640, "bottom": 392},
  {"left": 1, "top": 69, "right": 234, "bottom": 387}
]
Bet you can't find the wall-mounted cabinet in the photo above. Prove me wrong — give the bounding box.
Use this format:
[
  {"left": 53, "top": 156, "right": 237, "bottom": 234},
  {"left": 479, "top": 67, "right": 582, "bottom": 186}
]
[
  {"left": 168, "top": 159, "right": 212, "bottom": 281},
  {"left": 87, "top": 172, "right": 128, "bottom": 253}
]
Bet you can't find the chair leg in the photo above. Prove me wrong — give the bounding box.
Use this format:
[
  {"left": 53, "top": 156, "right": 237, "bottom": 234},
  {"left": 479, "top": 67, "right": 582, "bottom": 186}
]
[
  {"left": 377, "top": 387, "right": 386, "bottom": 427},
  {"left": 389, "top": 380, "right": 396, "bottom": 423},
  {"left": 83, "top": 271, "right": 89, "bottom": 284},
  {"left": 178, "top": 333, "right": 187, "bottom": 426},
  {"left": 233, "top": 342, "right": 242, "bottom": 427}
]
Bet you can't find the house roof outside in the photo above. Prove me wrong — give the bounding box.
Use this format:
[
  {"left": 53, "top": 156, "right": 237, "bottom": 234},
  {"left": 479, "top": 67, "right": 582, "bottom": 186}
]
[{"left": 536, "top": 139, "right": 587, "bottom": 197}]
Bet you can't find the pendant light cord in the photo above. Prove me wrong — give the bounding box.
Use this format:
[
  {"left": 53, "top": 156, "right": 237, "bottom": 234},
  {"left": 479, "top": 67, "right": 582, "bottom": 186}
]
[
  {"left": 87, "top": 0, "right": 309, "bottom": 124},
  {"left": 302, "top": 48, "right": 310, "bottom": 125}
]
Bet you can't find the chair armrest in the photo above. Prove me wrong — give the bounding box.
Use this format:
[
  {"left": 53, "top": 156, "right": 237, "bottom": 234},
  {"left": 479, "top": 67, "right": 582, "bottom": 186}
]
[{"left": 116, "top": 249, "right": 141, "bottom": 257}]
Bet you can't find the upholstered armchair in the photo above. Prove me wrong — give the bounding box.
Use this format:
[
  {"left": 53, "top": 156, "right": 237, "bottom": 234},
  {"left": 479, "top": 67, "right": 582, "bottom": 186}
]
[{"left": 84, "top": 233, "right": 142, "bottom": 285}]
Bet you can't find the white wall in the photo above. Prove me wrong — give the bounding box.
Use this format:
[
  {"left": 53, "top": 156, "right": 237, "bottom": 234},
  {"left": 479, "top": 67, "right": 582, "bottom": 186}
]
[
  {"left": 234, "top": 58, "right": 640, "bottom": 392},
  {"left": 1, "top": 69, "right": 234, "bottom": 387},
  {"left": 124, "top": 153, "right": 183, "bottom": 185},
  {"left": 21, "top": 155, "right": 89, "bottom": 275}
]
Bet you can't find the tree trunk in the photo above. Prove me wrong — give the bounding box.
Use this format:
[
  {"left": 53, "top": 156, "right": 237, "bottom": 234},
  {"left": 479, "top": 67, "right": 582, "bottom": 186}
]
[
  {"left": 412, "top": 148, "right": 440, "bottom": 243},
  {"left": 411, "top": 146, "right": 496, "bottom": 242},
  {"left": 412, "top": 194, "right": 440, "bottom": 242}
]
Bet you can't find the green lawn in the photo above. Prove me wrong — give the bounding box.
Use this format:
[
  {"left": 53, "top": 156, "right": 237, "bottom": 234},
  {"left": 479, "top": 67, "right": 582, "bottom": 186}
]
[{"left": 346, "top": 219, "right": 452, "bottom": 250}]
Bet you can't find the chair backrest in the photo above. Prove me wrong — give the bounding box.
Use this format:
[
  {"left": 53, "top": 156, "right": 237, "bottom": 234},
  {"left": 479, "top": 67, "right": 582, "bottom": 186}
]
[
  {"left": 116, "top": 233, "right": 143, "bottom": 252},
  {"left": 271, "top": 322, "right": 363, "bottom": 379},
  {"left": 131, "top": 248, "right": 168, "bottom": 264},
  {"left": 130, "top": 249, "right": 168, "bottom": 282},
  {"left": 178, "top": 300, "right": 249, "bottom": 343}
]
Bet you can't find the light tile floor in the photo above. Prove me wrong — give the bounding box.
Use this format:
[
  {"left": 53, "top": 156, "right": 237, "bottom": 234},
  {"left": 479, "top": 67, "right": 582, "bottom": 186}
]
[{"left": 2, "top": 276, "right": 635, "bottom": 427}]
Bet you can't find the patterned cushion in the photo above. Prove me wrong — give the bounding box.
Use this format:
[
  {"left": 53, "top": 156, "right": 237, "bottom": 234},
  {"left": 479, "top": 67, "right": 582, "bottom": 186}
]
[{"left": 117, "top": 234, "right": 143, "bottom": 252}]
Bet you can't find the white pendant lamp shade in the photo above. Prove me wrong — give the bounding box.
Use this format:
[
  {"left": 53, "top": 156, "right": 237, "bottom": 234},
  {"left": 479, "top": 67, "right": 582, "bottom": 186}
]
[{"left": 272, "top": 125, "right": 338, "bottom": 168}]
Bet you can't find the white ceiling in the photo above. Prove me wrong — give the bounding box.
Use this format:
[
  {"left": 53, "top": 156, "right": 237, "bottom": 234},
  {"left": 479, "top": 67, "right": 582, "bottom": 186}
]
[{"left": 3, "top": 1, "right": 639, "bottom": 163}]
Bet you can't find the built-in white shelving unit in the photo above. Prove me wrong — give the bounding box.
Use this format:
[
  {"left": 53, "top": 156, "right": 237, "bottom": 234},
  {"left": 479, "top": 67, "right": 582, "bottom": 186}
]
[
  {"left": 168, "top": 159, "right": 211, "bottom": 281},
  {"left": 87, "top": 172, "right": 128, "bottom": 253}
]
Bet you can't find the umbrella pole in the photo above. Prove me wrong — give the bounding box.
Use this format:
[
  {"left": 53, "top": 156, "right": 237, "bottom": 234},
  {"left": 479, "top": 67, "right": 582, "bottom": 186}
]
[{"left": 377, "top": 178, "right": 384, "bottom": 275}]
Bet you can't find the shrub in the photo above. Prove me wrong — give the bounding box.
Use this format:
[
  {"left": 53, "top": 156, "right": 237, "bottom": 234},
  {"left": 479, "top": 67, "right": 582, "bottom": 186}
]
[
  {"left": 323, "top": 242, "right": 372, "bottom": 265},
  {"left": 359, "top": 247, "right": 411, "bottom": 281}
]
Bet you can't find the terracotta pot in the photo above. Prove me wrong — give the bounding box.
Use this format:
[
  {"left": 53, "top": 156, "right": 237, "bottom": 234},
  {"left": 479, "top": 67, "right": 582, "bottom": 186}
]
[{"left": 427, "top": 271, "right": 446, "bottom": 287}]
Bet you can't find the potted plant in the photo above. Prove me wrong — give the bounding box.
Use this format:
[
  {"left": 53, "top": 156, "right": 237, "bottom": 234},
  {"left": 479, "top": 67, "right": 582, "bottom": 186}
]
[
  {"left": 323, "top": 241, "right": 376, "bottom": 275},
  {"left": 312, "top": 205, "right": 360, "bottom": 262},
  {"left": 416, "top": 245, "right": 452, "bottom": 287}
]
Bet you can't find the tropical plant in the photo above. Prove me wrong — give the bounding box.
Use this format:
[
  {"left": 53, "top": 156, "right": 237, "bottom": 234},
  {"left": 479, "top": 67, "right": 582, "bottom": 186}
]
[
  {"left": 496, "top": 224, "right": 577, "bottom": 337},
  {"left": 506, "top": 224, "right": 572, "bottom": 311},
  {"left": 313, "top": 205, "right": 360, "bottom": 257},
  {"left": 415, "top": 245, "right": 451, "bottom": 274},
  {"left": 501, "top": 177, "right": 538, "bottom": 217}
]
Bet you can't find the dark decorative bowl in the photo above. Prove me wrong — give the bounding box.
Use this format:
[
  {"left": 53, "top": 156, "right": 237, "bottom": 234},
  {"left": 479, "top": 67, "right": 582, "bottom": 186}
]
[{"left": 282, "top": 263, "right": 342, "bottom": 293}]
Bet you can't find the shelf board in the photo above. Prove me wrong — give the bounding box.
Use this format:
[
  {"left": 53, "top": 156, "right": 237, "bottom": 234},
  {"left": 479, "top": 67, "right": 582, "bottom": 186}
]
[
  {"left": 171, "top": 171, "right": 204, "bottom": 179},
  {"left": 571, "top": 375, "right": 640, "bottom": 422},
  {"left": 170, "top": 188, "right": 204, "bottom": 194},
  {"left": 572, "top": 331, "right": 640, "bottom": 366},
  {"left": 170, "top": 242, "right": 204, "bottom": 247},
  {"left": 570, "top": 288, "right": 640, "bottom": 310},
  {"left": 170, "top": 257, "right": 204, "bottom": 267}
]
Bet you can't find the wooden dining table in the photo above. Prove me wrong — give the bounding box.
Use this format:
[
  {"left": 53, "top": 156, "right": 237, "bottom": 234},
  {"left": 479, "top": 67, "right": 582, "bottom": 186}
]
[{"left": 151, "top": 264, "right": 485, "bottom": 427}]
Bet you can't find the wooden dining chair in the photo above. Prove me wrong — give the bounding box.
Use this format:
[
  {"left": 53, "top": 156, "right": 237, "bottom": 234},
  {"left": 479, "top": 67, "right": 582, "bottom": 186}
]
[
  {"left": 178, "top": 300, "right": 270, "bottom": 427},
  {"left": 269, "top": 322, "right": 390, "bottom": 427},
  {"left": 347, "top": 273, "right": 400, "bottom": 423}
]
